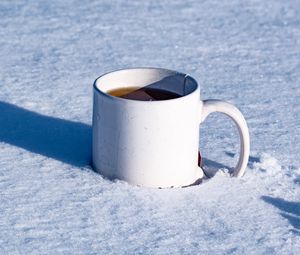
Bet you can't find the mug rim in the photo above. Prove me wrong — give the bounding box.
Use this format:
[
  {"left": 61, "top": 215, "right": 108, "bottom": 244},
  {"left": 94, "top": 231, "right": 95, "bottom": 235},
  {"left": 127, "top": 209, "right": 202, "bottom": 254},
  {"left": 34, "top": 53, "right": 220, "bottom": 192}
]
[{"left": 93, "top": 67, "right": 200, "bottom": 103}]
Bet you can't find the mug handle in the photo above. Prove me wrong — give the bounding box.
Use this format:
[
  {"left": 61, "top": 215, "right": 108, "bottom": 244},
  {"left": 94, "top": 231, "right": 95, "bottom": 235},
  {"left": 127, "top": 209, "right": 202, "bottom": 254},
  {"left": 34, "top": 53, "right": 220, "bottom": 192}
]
[{"left": 201, "top": 99, "right": 250, "bottom": 177}]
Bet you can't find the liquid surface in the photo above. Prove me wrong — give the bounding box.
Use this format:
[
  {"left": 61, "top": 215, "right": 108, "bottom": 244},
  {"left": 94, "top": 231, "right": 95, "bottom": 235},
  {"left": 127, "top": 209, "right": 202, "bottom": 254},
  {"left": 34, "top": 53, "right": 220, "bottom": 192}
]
[{"left": 107, "top": 86, "right": 181, "bottom": 101}]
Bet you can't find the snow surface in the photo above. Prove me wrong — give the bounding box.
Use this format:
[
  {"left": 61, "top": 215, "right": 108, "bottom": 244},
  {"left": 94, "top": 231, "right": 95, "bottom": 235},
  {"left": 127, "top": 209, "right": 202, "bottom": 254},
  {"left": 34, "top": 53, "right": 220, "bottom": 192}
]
[{"left": 0, "top": 0, "right": 299, "bottom": 254}]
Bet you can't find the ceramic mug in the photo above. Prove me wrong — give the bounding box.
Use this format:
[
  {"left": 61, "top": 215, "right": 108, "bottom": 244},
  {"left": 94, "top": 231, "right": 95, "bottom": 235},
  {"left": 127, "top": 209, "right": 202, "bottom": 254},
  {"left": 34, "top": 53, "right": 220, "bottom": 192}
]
[{"left": 92, "top": 68, "right": 250, "bottom": 188}]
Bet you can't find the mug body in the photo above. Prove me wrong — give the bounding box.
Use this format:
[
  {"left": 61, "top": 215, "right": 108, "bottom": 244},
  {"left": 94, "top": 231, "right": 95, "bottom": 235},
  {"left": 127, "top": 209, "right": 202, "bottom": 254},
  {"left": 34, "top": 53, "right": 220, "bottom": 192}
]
[{"left": 92, "top": 68, "right": 203, "bottom": 188}]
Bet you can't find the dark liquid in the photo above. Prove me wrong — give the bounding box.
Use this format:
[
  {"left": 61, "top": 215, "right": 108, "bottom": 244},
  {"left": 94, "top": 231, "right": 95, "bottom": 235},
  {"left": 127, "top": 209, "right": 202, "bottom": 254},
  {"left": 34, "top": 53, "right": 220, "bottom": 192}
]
[{"left": 107, "top": 87, "right": 181, "bottom": 101}]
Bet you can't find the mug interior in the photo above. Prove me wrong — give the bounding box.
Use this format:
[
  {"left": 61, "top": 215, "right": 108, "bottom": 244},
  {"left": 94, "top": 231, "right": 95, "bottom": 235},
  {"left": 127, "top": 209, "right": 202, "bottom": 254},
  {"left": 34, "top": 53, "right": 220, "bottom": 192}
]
[{"left": 94, "top": 68, "right": 198, "bottom": 99}]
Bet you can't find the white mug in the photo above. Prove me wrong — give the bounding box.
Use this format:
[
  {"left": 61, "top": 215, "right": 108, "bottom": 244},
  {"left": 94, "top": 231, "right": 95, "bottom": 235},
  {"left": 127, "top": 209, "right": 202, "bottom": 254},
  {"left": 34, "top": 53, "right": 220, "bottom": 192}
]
[{"left": 92, "top": 68, "right": 250, "bottom": 188}]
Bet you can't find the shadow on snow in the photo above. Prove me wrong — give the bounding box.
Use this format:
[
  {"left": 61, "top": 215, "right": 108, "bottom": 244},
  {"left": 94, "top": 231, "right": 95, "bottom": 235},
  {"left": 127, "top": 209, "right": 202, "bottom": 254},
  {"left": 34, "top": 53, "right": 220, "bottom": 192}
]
[
  {"left": 261, "top": 196, "right": 300, "bottom": 233},
  {"left": 0, "top": 101, "right": 92, "bottom": 167}
]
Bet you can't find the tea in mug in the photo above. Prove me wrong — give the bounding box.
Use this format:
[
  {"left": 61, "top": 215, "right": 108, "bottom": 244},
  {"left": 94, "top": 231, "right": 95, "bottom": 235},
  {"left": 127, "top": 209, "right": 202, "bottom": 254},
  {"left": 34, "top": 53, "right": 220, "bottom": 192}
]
[{"left": 107, "top": 86, "right": 181, "bottom": 101}]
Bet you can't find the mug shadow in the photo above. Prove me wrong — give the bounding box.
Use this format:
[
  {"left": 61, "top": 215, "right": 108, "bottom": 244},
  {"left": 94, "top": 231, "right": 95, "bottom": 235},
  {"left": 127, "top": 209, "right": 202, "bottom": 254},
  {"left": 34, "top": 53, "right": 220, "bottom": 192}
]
[{"left": 0, "top": 101, "right": 92, "bottom": 168}]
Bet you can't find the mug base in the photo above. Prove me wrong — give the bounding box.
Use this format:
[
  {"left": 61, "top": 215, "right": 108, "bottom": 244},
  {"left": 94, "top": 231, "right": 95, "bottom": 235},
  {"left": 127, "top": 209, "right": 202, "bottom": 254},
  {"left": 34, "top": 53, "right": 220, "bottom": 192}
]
[{"left": 159, "top": 166, "right": 205, "bottom": 189}]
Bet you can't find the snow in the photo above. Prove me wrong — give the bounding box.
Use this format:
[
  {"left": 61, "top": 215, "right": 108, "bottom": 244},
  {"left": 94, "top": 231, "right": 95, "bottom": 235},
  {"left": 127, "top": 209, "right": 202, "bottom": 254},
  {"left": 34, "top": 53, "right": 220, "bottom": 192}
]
[{"left": 0, "top": 0, "right": 299, "bottom": 254}]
